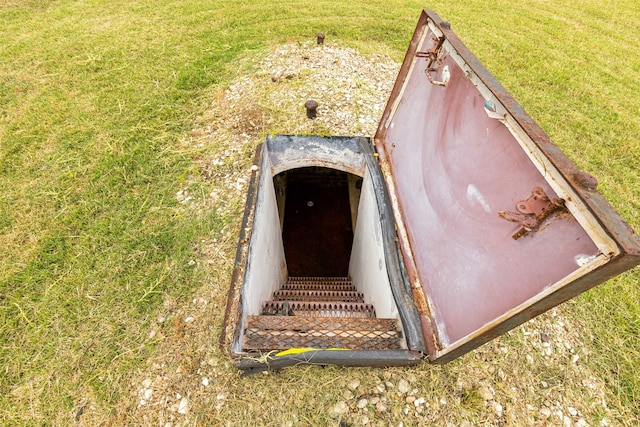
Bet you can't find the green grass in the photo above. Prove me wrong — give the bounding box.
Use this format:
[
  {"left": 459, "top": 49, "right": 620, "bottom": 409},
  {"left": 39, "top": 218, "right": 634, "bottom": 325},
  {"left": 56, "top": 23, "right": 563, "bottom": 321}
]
[{"left": 1, "top": 0, "right": 639, "bottom": 425}]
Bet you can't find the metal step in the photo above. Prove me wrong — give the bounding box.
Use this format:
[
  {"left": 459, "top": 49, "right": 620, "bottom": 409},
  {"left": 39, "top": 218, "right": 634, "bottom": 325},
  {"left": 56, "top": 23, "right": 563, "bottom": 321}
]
[
  {"left": 243, "top": 315, "right": 403, "bottom": 351},
  {"left": 280, "top": 282, "right": 356, "bottom": 292},
  {"left": 272, "top": 289, "right": 364, "bottom": 302},
  {"left": 287, "top": 277, "right": 350, "bottom": 283},
  {"left": 241, "top": 276, "right": 403, "bottom": 352},
  {"left": 261, "top": 301, "right": 375, "bottom": 318},
  {"left": 282, "top": 277, "right": 357, "bottom": 292}
]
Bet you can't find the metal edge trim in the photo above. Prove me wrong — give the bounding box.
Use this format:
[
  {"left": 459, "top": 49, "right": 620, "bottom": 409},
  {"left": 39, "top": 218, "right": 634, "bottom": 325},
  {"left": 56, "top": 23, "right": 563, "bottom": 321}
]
[
  {"left": 219, "top": 143, "right": 264, "bottom": 355},
  {"left": 431, "top": 254, "right": 640, "bottom": 363},
  {"left": 357, "top": 136, "right": 427, "bottom": 354},
  {"left": 235, "top": 349, "right": 423, "bottom": 375}
]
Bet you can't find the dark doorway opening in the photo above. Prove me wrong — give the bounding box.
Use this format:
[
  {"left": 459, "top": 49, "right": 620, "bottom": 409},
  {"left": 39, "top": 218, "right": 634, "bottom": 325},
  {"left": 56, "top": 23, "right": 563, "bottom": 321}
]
[{"left": 276, "top": 167, "right": 356, "bottom": 277}]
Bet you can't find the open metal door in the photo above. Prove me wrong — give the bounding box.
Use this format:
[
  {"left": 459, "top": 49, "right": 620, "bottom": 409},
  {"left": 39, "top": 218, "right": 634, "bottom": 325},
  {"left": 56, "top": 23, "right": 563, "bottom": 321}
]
[{"left": 375, "top": 10, "right": 640, "bottom": 363}]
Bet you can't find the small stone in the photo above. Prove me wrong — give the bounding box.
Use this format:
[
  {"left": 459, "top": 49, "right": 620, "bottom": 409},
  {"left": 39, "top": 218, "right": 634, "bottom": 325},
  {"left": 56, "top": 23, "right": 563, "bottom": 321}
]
[
  {"left": 540, "top": 407, "right": 552, "bottom": 418},
  {"left": 201, "top": 377, "right": 209, "bottom": 387},
  {"left": 540, "top": 332, "right": 550, "bottom": 342},
  {"left": 478, "top": 386, "right": 494, "bottom": 401},
  {"left": 177, "top": 397, "right": 189, "bottom": 414},
  {"left": 331, "top": 401, "right": 348, "bottom": 415},
  {"left": 216, "top": 392, "right": 227, "bottom": 400},
  {"left": 343, "top": 389, "right": 353, "bottom": 400},
  {"left": 347, "top": 378, "right": 360, "bottom": 390},
  {"left": 357, "top": 398, "right": 368, "bottom": 409},
  {"left": 572, "top": 354, "right": 580, "bottom": 364},
  {"left": 600, "top": 418, "right": 610, "bottom": 426},
  {"left": 494, "top": 403, "right": 503, "bottom": 417},
  {"left": 544, "top": 346, "right": 553, "bottom": 356},
  {"left": 540, "top": 381, "right": 548, "bottom": 388},
  {"left": 576, "top": 419, "right": 587, "bottom": 427},
  {"left": 398, "top": 379, "right": 410, "bottom": 394},
  {"left": 526, "top": 354, "right": 534, "bottom": 364},
  {"left": 185, "top": 316, "right": 195, "bottom": 323},
  {"left": 376, "top": 384, "right": 385, "bottom": 393},
  {"left": 567, "top": 407, "right": 578, "bottom": 416},
  {"left": 376, "top": 402, "right": 387, "bottom": 413},
  {"left": 250, "top": 165, "right": 259, "bottom": 171},
  {"left": 414, "top": 397, "right": 425, "bottom": 407},
  {"left": 405, "top": 396, "right": 416, "bottom": 404},
  {"left": 370, "top": 396, "right": 380, "bottom": 405},
  {"left": 143, "top": 388, "right": 153, "bottom": 400},
  {"left": 563, "top": 416, "right": 572, "bottom": 427},
  {"left": 142, "top": 378, "right": 152, "bottom": 388}
]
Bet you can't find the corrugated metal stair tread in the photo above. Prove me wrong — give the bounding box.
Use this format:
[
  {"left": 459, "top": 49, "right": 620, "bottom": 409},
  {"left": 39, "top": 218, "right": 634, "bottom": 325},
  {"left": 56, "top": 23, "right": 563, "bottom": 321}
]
[
  {"left": 243, "top": 315, "right": 402, "bottom": 351},
  {"left": 284, "top": 277, "right": 353, "bottom": 287},
  {"left": 272, "top": 289, "right": 365, "bottom": 302},
  {"left": 280, "top": 277, "right": 359, "bottom": 292},
  {"left": 261, "top": 300, "right": 376, "bottom": 318},
  {"left": 280, "top": 282, "right": 356, "bottom": 291},
  {"left": 242, "top": 277, "right": 403, "bottom": 351}
]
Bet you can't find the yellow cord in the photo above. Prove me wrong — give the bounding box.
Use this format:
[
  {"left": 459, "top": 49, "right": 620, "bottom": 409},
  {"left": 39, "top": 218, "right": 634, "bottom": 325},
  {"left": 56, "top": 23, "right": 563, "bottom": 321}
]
[{"left": 275, "top": 347, "right": 348, "bottom": 357}]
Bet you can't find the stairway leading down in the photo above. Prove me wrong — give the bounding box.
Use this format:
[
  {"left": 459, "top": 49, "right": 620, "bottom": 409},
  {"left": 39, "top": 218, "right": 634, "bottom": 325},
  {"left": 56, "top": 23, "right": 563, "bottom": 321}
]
[{"left": 242, "top": 277, "right": 404, "bottom": 351}]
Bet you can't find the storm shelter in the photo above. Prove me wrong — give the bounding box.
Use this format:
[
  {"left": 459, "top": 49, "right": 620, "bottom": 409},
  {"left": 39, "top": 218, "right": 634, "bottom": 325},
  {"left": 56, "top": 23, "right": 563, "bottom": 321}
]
[
  {"left": 224, "top": 135, "right": 415, "bottom": 362},
  {"left": 220, "top": 10, "right": 640, "bottom": 374}
]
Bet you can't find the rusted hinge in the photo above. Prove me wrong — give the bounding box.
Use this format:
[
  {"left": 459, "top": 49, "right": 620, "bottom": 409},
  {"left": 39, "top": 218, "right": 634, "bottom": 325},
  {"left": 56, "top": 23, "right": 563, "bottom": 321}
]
[
  {"left": 498, "top": 186, "right": 567, "bottom": 240},
  {"left": 416, "top": 36, "right": 449, "bottom": 86}
]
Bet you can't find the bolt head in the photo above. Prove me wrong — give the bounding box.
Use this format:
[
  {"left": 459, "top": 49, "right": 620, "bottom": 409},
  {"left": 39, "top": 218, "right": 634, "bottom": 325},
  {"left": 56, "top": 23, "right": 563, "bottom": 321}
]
[{"left": 305, "top": 100, "right": 318, "bottom": 119}]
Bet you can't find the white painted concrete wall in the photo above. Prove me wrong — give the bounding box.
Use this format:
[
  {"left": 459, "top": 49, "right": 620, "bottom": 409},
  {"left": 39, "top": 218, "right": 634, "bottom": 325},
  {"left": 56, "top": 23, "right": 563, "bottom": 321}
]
[
  {"left": 241, "top": 151, "right": 287, "bottom": 316},
  {"left": 349, "top": 168, "right": 399, "bottom": 320}
]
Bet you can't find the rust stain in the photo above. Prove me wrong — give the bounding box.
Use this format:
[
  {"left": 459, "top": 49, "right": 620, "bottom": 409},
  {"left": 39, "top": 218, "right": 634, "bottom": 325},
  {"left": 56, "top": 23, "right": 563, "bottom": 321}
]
[{"left": 498, "top": 186, "right": 568, "bottom": 239}]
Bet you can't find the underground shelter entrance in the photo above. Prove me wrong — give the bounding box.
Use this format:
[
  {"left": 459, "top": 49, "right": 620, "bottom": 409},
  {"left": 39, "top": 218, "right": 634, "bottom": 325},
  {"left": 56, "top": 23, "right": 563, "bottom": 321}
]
[
  {"left": 220, "top": 10, "right": 640, "bottom": 374},
  {"left": 223, "top": 135, "right": 415, "bottom": 364}
]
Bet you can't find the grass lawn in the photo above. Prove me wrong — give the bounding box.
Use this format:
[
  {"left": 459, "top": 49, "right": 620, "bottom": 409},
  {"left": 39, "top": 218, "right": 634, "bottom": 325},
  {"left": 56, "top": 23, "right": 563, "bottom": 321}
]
[{"left": 1, "top": 0, "right": 638, "bottom": 425}]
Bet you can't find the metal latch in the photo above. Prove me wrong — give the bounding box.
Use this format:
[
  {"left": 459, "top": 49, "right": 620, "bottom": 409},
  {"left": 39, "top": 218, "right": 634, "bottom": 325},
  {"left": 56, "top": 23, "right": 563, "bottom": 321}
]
[
  {"left": 498, "top": 186, "right": 567, "bottom": 240},
  {"left": 416, "top": 36, "right": 450, "bottom": 86}
]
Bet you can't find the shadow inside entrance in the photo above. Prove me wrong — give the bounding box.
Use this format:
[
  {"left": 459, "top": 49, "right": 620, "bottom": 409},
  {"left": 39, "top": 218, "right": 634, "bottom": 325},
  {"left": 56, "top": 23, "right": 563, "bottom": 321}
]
[{"left": 281, "top": 167, "right": 354, "bottom": 277}]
